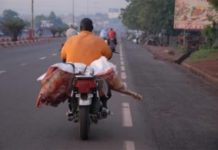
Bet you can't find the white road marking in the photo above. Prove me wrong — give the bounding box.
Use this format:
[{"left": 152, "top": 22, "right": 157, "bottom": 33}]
[
  {"left": 120, "top": 44, "right": 133, "bottom": 127},
  {"left": 121, "top": 72, "right": 127, "bottom": 80},
  {"left": 0, "top": 70, "right": 6, "bottom": 75},
  {"left": 124, "top": 141, "right": 135, "bottom": 150},
  {"left": 120, "top": 60, "right": 124, "bottom": 66},
  {"left": 39, "top": 57, "right": 47, "bottom": 60},
  {"left": 120, "top": 53, "right": 123, "bottom": 58},
  {"left": 120, "top": 44, "right": 123, "bottom": 53},
  {"left": 121, "top": 65, "right": 125, "bottom": 71},
  {"left": 52, "top": 53, "right": 57, "bottom": 56},
  {"left": 119, "top": 50, "right": 123, "bottom": 56},
  {"left": 120, "top": 50, "right": 123, "bottom": 55},
  {"left": 122, "top": 102, "right": 133, "bottom": 127},
  {"left": 121, "top": 82, "right": 127, "bottom": 97},
  {"left": 120, "top": 56, "right": 124, "bottom": 61}
]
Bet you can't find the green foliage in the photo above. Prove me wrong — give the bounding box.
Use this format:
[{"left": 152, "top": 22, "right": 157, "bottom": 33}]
[
  {"left": 0, "top": 9, "right": 26, "bottom": 41},
  {"left": 35, "top": 15, "right": 47, "bottom": 28},
  {"left": 48, "top": 12, "right": 57, "bottom": 21},
  {"left": 50, "top": 24, "right": 68, "bottom": 37},
  {"left": 35, "top": 11, "right": 68, "bottom": 37},
  {"left": 208, "top": 0, "right": 218, "bottom": 10},
  {"left": 200, "top": 1, "right": 218, "bottom": 49},
  {"left": 202, "top": 22, "right": 218, "bottom": 47},
  {"left": 121, "top": 1, "right": 146, "bottom": 30},
  {"left": 3, "top": 9, "right": 18, "bottom": 18},
  {"left": 48, "top": 12, "right": 67, "bottom": 37},
  {"left": 48, "top": 11, "right": 65, "bottom": 27},
  {"left": 190, "top": 47, "right": 218, "bottom": 62},
  {"left": 121, "top": 0, "right": 175, "bottom": 33}
]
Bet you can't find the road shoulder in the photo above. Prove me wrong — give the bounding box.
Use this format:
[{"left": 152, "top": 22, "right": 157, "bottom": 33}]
[{"left": 144, "top": 44, "right": 218, "bottom": 85}]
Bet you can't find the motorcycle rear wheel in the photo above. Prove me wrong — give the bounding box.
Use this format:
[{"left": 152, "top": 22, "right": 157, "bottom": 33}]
[{"left": 79, "top": 106, "right": 90, "bottom": 140}]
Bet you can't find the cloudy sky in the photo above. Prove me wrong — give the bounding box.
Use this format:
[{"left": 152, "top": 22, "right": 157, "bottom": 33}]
[{"left": 0, "top": 0, "right": 128, "bottom": 16}]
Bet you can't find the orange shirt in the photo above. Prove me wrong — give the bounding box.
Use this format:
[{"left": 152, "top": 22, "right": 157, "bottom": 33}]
[{"left": 61, "top": 31, "right": 112, "bottom": 65}]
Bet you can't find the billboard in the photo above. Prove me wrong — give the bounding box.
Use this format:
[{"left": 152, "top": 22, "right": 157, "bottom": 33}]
[{"left": 174, "top": 0, "right": 218, "bottom": 30}]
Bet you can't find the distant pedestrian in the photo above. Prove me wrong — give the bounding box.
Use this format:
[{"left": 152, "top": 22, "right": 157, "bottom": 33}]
[
  {"left": 65, "top": 24, "right": 77, "bottom": 39},
  {"left": 99, "top": 28, "right": 108, "bottom": 40},
  {"left": 158, "top": 32, "right": 163, "bottom": 46},
  {"left": 135, "top": 31, "right": 140, "bottom": 44}
]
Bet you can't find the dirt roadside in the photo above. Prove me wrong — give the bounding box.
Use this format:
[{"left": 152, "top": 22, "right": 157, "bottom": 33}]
[
  {"left": 144, "top": 45, "right": 218, "bottom": 84},
  {"left": 0, "top": 37, "right": 64, "bottom": 48}
]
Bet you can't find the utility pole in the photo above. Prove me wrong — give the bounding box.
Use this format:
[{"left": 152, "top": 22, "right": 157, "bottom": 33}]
[
  {"left": 72, "top": 0, "right": 75, "bottom": 25},
  {"left": 86, "top": 0, "right": 88, "bottom": 16},
  {"left": 30, "top": 0, "right": 34, "bottom": 40}
]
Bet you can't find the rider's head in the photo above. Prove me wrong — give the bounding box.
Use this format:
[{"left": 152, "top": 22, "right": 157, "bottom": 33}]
[{"left": 80, "top": 18, "right": 93, "bottom": 32}]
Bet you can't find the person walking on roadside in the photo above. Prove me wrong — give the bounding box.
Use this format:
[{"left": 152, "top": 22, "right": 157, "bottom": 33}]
[
  {"left": 59, "top": 24, "right": 77, "bottom": 51},
  {"left": 65, "top": 24, "right": 78, "bottom": 39},
  {"left": 99, "top": 28, "right": 108, "bottom": 40}
]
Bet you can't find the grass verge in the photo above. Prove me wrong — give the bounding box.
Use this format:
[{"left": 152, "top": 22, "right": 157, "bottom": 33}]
[{"left": 189, "top": 48, "right": 218, "bottom": 62}]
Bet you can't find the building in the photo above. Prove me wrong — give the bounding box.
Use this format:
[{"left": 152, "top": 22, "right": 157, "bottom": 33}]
[{"left": 108, "top": 8, "right": 120, "bottom": 19}]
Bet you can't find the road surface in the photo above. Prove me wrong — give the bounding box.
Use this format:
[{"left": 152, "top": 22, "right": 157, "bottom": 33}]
[{"left": 0, "top": 39, "right": 217, "bottom": 150}]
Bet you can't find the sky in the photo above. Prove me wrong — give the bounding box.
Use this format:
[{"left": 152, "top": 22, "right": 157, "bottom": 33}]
[{"left": 0, "top": 0, "right": 128, "bottom": 16}]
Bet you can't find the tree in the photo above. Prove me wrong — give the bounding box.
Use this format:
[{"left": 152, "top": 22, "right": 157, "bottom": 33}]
[
  {"left": 121, "top": 0, "right": 175, "bottom": 36},
  {"left": 0, "top": 9, "right": 26, "bottom": 41},
  {"left": 50, "top": 25, "right": 68, "bottom": 37},
  {"left": 202, "top": 0, "right": 218, "bottom": 47},
  {"left": 35, "top": 15, "right": 47, "bottom": 28},
  {"left": 202, "top": 21, "right": 218, "bottom": 47},
  {"left": 47, "top": 12, "right": 68, "bottom": 37},
  {"left": 121, "top": 0, "right": 146, "bottom": 30},
  {"left": 208, "top": 0, "right": 218, "bottom": 9}
]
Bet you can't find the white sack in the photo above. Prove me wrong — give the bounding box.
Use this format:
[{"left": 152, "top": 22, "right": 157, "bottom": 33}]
[
  {"left": 90, "top": 56, "right": 117, "bottom": 75},
  {"left": 37, "top": 62, "right": 94, "bottom": 81}
]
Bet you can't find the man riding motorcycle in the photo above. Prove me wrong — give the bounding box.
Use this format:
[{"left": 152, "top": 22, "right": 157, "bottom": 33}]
[
  {"left": 107, "top": 28, "right": 117, "bottom": 52},
  {"left": 60, "top": 18, "right": 113, "bottom": 117}
]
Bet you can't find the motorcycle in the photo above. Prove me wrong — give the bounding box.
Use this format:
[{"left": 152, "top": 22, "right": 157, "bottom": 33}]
[
  {"left": 106, "top": 38, "right": 117, "bottom": 53},
  {"left": 67, "top": 74, "right": 110, "bottom": 140}
]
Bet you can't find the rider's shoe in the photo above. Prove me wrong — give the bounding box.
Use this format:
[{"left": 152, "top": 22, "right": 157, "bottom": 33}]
[
  {"left": 102, "top": 107, "right": 110, "bottom": 114},
  {"left": 101, "top": 107, "right": 110, "bottom": 118},
  {"left": 66, "top": 110, "right": 74, "bottom": 121},
  {"left": 66, "top": 110, "right": 79, "bottom": 122}
]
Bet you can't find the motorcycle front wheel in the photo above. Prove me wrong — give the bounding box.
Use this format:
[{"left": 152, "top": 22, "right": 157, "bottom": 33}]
[{"left": 79, "top": 106, "right": 90, "bottom": 140}]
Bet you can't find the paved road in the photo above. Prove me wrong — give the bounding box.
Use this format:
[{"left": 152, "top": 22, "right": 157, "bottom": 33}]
[
  {"left": 122, "top": 39, "right": 218, "bottom": 150},
  {"left": 0, "top": 39, "right": 217, "bottom": 150}
]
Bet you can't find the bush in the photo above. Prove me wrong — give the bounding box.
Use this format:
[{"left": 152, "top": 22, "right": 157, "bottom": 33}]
[{"left": 202, "top": 23, "right": 217, "bottom": 47}]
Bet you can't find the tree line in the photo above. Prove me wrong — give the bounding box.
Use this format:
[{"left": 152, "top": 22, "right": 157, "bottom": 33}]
[
  {"left": 0, "top": 9, "right": 68, "bottom": 41},
  {"left": 121, "top": 0, "right": 175, "bottom": 34},
  {"left": 121, "top": 0, "right": 218, "bottom": 47}
]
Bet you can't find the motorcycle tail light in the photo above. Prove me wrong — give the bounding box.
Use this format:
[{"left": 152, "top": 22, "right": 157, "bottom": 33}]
[{"left": 75, "top": 79, "right": 96, "bottom": 93}]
